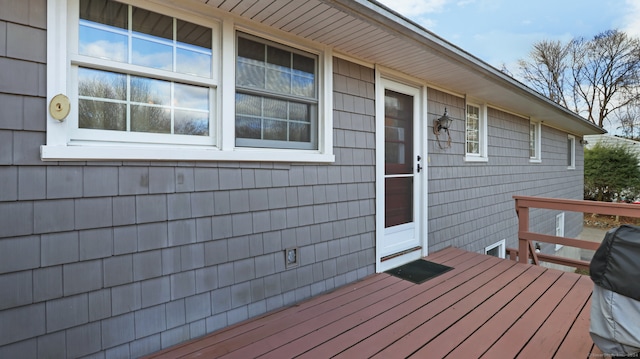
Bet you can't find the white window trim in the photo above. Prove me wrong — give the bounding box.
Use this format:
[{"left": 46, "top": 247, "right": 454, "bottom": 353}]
[
  {"left": 43, "top": 0, "right": 334, "bottom": 163},
  {"left": 567, "top": 134, "right": 576, "bottom": 169},
  {"left": 555, "top": 212, "right": 565, "bottom": 251},
  {"left": 485, "top": 239, "right": 506, "bottom": 259},
  {"left": 464, "top": 101, "right": 488, "bottom": 162},
  {"left": 529, "top": 120, "right": 542, "bottom": 163}
]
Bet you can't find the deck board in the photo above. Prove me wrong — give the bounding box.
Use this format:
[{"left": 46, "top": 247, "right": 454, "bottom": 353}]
[{"left": 144, "top": 247, "right": 601, "bottom": 359}]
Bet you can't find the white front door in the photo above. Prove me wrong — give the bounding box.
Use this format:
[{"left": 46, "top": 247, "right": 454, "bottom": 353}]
[{"left": 376, "top": 77, "right": 426, "bottom": 272}]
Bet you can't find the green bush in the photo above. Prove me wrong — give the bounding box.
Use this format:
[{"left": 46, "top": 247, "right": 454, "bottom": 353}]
[{"left": 584, "top": 142, "right": 640, "bottom": 202}]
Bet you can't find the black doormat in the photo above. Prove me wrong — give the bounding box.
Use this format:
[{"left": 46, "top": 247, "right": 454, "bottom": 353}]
[{"left": 385, "top": 259, "right": 454, "bottom": 284}]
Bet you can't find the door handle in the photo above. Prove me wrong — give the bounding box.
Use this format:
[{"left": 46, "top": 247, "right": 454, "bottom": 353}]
[{"left": 417, "top": 164, "right": 422, "bottom": 173}]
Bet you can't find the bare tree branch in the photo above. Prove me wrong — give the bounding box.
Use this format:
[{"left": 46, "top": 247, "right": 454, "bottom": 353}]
[{"left": 518, "top": 30, "right": 640, "bottom": 130}]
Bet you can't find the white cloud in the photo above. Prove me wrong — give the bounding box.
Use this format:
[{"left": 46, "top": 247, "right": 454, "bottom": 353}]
[
  {"left": 456, "top": 0, "right": 475, "bottom": 6},
  {"left": 377, "top": 0, "right": 449, "bottom": 16},
  {"left": 622, "top": 0, "right": 640, "bottom": 37}
]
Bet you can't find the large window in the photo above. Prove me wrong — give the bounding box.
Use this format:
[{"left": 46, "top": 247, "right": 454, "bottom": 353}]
[
  {"left": 72, "top": 0, "right": 215, "bottom": 145},
  {"left": 465, "top": 103, "right": 487, "bottom": 161},
  {"left": 43, "top": 0, "right": 334, "bottom": 162}
]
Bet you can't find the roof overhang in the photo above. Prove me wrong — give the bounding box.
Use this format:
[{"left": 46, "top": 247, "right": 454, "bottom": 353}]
[{"left": 194, "top": 0, "right": 605, "bottom": 135}]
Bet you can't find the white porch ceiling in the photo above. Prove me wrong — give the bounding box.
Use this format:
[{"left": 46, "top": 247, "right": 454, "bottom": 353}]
[{"left": 199, "top": 0, "right": 604, "bottom": 135}]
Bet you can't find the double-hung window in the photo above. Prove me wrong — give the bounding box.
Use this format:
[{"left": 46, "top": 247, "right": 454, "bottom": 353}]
[
  {"left": 71, "top": 0, "right": 216, "bottom": 146},
  {"left": 235, "top": 33, "right": 318, "bottom": 150},
  {"left": 465, "top": 102, "right": 487, "bottom": 161},
  {"left": 529, "top": 120, "right": 541, "bottom": 162},
  {"left": 43, "top": 0, "right": 333, "bottom": 162}
]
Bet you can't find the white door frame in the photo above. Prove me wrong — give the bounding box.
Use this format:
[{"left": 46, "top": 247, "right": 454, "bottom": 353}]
[{"left": 375, "top": 69, "right": 429, "bottom": 273}]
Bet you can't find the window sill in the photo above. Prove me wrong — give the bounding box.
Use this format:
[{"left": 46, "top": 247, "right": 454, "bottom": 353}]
[
  {"left": 464, "top": 155, "right": 488, "bottom": 163},
  {"left": 529, "top": 158, "right": 542, "bottom": 163},
  {"left": 40, "top": 145, "right": 335, "bottom": 163}
]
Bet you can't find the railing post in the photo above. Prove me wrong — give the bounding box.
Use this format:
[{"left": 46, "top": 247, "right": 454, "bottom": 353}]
[{"left": 516, "top": 200, "right": 530, "bottom": 264}]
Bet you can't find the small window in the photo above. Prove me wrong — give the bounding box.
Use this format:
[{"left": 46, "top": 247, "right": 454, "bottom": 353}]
[
  {"left": 465, "top": 102, "right": 487, "bottom": 161},
  {"left": 567, "top": 135, "right": 576, "bottom": 169},
  {"left": 529, "top": 121, "right": 541, "bottom": 162},
  {"left": 485, "top": 239, "right": 506, "bottom": 259},
  {"left": 235, "top": 33, "right": 318, "bottom": 150}
]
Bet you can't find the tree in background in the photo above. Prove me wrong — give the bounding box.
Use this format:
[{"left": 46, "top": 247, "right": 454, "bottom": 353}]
[
  {"left": 616, "top": 98, "right": 640, "bottom": 140},
  {"left": 518, "top": 39, "right": 572, "bottom": 109},
  {"left": 584, "top": 142, "right": 640, "bottom": 202},
  {"left": 518, "top": 30, "right": 640, "bottom": 130}
]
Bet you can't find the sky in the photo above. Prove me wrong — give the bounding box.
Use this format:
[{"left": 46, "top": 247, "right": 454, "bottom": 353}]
[{"left": 376, "top": 0, "right": 640, "bottom": 76}]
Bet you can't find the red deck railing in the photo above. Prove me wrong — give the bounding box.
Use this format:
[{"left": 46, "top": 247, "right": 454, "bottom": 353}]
[{"left": 509, "top": 195, "right": 640, "bottom": 270}]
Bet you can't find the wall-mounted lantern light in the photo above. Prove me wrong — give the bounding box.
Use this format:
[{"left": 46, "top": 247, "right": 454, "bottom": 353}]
[
  {"left": 433, "top": 108, "right": 453, "bottom": 149},
  {"left": 433, "top": 108, "right": 453, "bottom": 134}
]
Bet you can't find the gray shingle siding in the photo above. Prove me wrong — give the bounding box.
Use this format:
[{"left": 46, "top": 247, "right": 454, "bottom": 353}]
[
  {"left": 0, "top": 6, "right": 375, "bottom": 353},
  {"left": 0, "top": 2, "right": 584, "bottom": 357},
  {"left": 427, "top": 90, "right": 584, "bottom": 254}
]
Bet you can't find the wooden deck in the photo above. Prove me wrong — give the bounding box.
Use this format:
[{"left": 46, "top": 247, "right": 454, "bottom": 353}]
[{"left": 145, "top": 247, "right": 603, "bottom": 358}]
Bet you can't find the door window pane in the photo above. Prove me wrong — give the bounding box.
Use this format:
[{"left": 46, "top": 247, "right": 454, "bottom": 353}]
[
  {"left": 384, "top": 90, "right": 413, "bottom": 175},
  {"left": 385, "top": 177, "right": 413, "bottom": 227}
]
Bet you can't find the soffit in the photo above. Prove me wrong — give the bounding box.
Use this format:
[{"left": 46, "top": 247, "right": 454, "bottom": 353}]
[{"left": 198, "top": 0, "right": 604, "bottom": 135}]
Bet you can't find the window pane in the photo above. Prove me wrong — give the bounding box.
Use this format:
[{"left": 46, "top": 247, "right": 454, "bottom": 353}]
[
  {"left": 132, "top": 7, "right": 172, "bottom": 40},
  {"left": 132, "top": 37, "right": 173, "bottom": 70},
  {"left": 80, "top": 0, "right": 127, "bottom": 29},
  {"left": 263, "top": 119, "right": 287, "bottom": 141},
  {"left": 266, "top": 46, "right": 292, "bottom": 94},
  {"left": 79, "top": 67, "right": 126, "bottom": 100},
  {"left": 385, "top": 90, "right": 413, "bottom": 174},
  {"left": 79, "top": 25, "right": 128, "bottom": 62},
  {"left": 292, "top": 54, "right": 315, "bottom": 97},
  {"left": 467, "top": 142, "right": 479, "bottom": 154},
  {"left": 266, "top": 67, "right": 291, "bottom": 94},
  {"left": 175, "top": 110, "right": 209, "bottom": 136},
  {"left": 293, "top": 53, "right": 314, "bottom": 75},
  {"left": 289, "top": 123, "right": 310, "bottom": 142},
  {"left": 263, "top": 98, "right": 287, "bottom": 120},
  {"left": 236, "top": 116, "right": 262, "bottom": 139},
  {"left": 176, "top": 20, "right": 212, "bottom": 78},
  {"left": 237, "top": 61, "right": 266, "bottom": 89},
  {"left": 131, "top": 76, "right": 171, "bottom": 106},
  {"left": 237, "top": 38, "right": 266, "bottom": 89},
  {"left": 385, "top": 177, "right": 413, "bottom": 227},
  {"left": 177, "top": 20, "right": 211, "bottom": 49},
  {"left": 174, "top": 83, "right": 209, "bottom": 111},
  {"left": 289, "top": 103, "right": 309, "bottom": 122},
  {"left": 131, "top": 104, "right": 171, "bottom": 133},
  {"left": 267, "top": 46, "right": 290, "bottom": 68},
  {"left": 292, "top": 75, "right": 314, "bottom": 97},
  {"left": 236, "top": 93, "right": 262, "bottom": 116},
  {"left": 176, "top": 48, "right": 211, "bottom": 77},
  {"left": 238, "top": 37, "right": 265, "bottom": 62},
  {"left": 79, "top": 99, "right": 126, "bottom": 130}
]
